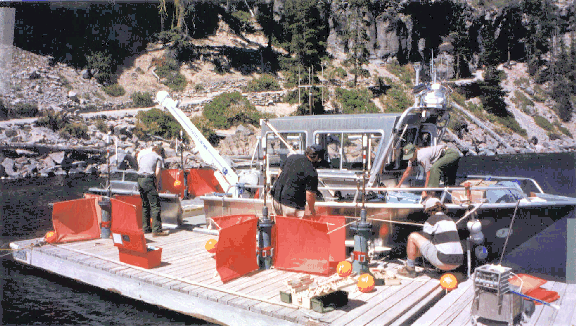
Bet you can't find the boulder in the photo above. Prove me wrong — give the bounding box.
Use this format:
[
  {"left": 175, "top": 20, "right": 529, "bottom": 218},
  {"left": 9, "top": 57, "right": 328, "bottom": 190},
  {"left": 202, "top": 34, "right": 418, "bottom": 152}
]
[
  {"left": 1, "top": 158, "right": 16, "bottom": 176},
  {"left": 49, "top": 151, "right": 66, "bottom": 165}
]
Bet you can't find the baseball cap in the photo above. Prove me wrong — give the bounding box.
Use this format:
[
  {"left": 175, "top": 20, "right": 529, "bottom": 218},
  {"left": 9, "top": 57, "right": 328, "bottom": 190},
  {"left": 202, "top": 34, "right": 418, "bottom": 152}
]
[
  {"left": 423, "top": 197, "right": 441, "bottom": 210},
  {"left": 403, "top": 144, "right": 416, "bottom": 160}
]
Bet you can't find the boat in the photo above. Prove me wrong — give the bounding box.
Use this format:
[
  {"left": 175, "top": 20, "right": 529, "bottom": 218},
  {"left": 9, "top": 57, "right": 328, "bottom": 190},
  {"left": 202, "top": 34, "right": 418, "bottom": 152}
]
[
  {"left": 89, "top": 61, "right": 576, "bottom": 278},
  {"left": 195, "top": 63, "right": 576, "bottom": 277}
]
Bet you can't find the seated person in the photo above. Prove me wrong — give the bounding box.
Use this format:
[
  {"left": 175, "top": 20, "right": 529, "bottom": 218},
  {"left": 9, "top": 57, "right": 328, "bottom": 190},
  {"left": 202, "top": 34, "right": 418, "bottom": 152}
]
[
  {"left": 396, "top": 143, "right": 462, "bottom": 198},
  {"left": 397, "top": 197, "right": 463, "bottom": 278}
]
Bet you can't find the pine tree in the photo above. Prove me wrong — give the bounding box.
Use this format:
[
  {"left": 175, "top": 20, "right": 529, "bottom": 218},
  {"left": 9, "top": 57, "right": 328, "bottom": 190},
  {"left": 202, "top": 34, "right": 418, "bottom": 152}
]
[
  {"left": 522, "top": 0, "right": 557, "bottom": 77},
  {"left": 345, "top": 0, "right": 371, "bottom": 87},
  {"left": 479, "top": 66, "right": 508, "bottom": 117},
  {"left": 280, "top": 0, "right": 329, "bottom": 68},
  {"left": 449, "top": 1, "right": 471, "bottom": 78}
]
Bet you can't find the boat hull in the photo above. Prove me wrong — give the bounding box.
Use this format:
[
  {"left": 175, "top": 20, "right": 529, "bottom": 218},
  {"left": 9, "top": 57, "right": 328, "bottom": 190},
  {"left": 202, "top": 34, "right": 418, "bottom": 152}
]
[{"left": 201, "top": 196, "right": 576, "bottom": 266}]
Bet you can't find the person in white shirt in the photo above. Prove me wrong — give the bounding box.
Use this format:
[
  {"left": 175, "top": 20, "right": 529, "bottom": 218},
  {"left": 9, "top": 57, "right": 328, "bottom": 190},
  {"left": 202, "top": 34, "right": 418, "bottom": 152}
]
[{"left": 396, "top": 143, "right": 462, "bottom": 198}]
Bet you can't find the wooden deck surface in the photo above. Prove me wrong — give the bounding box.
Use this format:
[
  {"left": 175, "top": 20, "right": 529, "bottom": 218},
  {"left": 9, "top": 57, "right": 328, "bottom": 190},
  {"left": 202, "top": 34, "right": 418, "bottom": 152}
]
[
  {"left": 415, "top": 276, "right": 576, "bottom": 326},
  {"left": 10, "top": 230, "right": 445, "bottom": 326}
]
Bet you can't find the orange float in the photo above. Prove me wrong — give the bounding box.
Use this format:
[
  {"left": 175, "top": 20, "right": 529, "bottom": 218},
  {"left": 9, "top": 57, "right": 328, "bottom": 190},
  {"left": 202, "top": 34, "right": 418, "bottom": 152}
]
[
  {"left": 337, "top": 261, "right": 352, "bottom": 277},
  {"left": 357, "top": 273, "right": 375, "bottom": 293},
  {"left": 205, "top": 239, "right": 218, "bottom": 253},
  {"left": 440, "top": 273, "right": 458, "bottom": 291},
  {"left": 45, "top": 231, "right": 57, "bottom": 243}
]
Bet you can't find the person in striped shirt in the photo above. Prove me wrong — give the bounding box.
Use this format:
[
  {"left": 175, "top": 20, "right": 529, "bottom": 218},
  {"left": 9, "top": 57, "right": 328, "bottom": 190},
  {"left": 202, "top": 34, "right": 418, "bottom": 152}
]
[{"left": 398, "top": 197, "right": 464, "bottom": 278}]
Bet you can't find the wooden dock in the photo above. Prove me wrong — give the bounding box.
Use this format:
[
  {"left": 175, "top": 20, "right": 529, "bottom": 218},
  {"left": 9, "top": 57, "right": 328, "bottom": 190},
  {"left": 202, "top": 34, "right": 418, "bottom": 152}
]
[
  {"left": 10, "top": 229, "right": 445, "bottom": 326},
  {"left": 415, "top": 276, "right": 576, "bottom": 326},
  {"left": 11, "top": 225, "right": 574, "bottom": 326}
]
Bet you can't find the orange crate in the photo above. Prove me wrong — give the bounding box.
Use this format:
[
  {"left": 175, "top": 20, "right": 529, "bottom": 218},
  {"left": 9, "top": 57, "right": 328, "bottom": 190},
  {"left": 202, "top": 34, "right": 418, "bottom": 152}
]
[{"left": 118, "top": 246, "right": 162, "bottom": 269}]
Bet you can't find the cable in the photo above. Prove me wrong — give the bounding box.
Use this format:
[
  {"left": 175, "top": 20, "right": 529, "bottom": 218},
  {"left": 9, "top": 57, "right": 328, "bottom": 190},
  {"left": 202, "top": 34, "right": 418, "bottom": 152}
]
[{"left": 498, "top": 199, "right": 521, "bottom": 266}]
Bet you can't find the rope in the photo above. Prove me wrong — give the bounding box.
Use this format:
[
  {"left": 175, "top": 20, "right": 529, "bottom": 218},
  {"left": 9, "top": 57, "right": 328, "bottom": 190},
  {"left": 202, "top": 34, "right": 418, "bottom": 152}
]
[
  {"left": 498, "top": 199, "right": 521, "bottom": 266},
  {"left": 367, "top": 217, "right": 425, "bottom": 227},
  {"left": 326, "top": 221, "right": 356, "bottom": 234},
  {"left": 455, "top": 202, "right": 485, "bottom": 225},
  {"left": 0, "top": 244, "right": 36, "bottom": 257}
]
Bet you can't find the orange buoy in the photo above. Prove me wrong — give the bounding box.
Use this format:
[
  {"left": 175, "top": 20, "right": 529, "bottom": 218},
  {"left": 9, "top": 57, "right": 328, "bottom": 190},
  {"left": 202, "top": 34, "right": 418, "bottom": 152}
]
[
  {"left": 337, "top": 261, "right": 352, "bottom": 277},
  {"left": 357, "top": 273, "right": 375, "bottom": 293},
  {"left": 45, "top": 231, "right": 57, "bottom": 243},
  {"left": 205, "top": 239, "right": 218, "bottom": 253},
  {"left": 379, "top": 224, "right": 389, "bottom": 236},
  {"left": 440, "top": 273, "right": 458, "bottom": 291}
]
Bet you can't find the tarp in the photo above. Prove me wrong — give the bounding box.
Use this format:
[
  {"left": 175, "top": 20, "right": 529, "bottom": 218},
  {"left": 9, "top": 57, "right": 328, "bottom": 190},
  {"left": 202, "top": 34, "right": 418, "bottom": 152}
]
[
  {"left": 187, "top": 168, "right": 223, "bottom": 197},
  {"left": 83, "top": 193, "right": 102, "bottom": 226},
  {"left": 114, "top": 195, "right": 142, "bottom": 223},
  {"left": 274, "top": 216, "right": 331, "bottom": 275},
  {"left": 160, "top": 168, "right": 223, "bottom": 198},
  {"left": 51, "top": 198, "right": 100, "bottom": 243},
  {"left": 161, "top": 169, "right": 185, "bottom": 198},
  {"left": 214, "top": 215, "right": 259, "bottom": 283},
  {"left": 110, "top": 198, "right": 147, "bottom": 253},
  {"left": 308, "top": 215, "right": 347, "bottom": 268}
]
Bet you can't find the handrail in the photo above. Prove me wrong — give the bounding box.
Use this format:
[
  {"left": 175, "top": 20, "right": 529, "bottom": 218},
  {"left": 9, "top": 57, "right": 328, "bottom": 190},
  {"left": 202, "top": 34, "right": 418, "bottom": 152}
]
[{"left": 465, "top": 175, "right": 544, "bottom": 193}]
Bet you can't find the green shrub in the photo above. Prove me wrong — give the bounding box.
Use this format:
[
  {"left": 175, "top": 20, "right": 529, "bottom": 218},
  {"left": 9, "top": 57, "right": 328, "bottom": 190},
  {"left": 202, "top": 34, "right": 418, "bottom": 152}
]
[
  {"left": 154, "top": 56, "right": 187, "bottom": 92},
  {"left": 450, "top": 92, "right": 467, "bottom": 107},
  {"left": 13, "top": 103, "right": 39, "bottom": 118},
  {"left": 35, "top": 110, "right": 70, "bottom": 131},
  {"left": 492, "top": 114, "right": 527, "bottom": 136},
  {"left": 0, "top": 99, "right": 8, "bottom": 119},
  {"left": 379, "top": 83, "right": 413, "bottom": 113},
  {"left": 231, "top": 10, "right": 255, "bottom": 33},
  {"left": 328, "top": 67, "right": 347, "bottom": 79},
  {"left": 334, "top": 88, "right": 379, "bottom": 114},
  {"left": 533, "top": 85, "right": 547, "bottom": 102},
  {"left": 513, "top": 77, "right": 530, "bottom": 88},
  {"left": 60, "top": 122, "right": 89, "bottom": 140},
  {"left": 385, "top": 61, "right": 414, "bottom": 86},
  {"left": 133, "top": 108, "right": 183, "bottom": 140},
  {"left": 203, "top": 92, "right": 262, "bottom": 129},
  {"left": 512, "top": 90, "right": 535, "bottom": 114},
  {"left": 350, "top": 67, "right": 370, "bottom": 78},
  {"left": 191, "top": 116, "right": 220, "bottom": 145},
  {"left": 131, "top": 91, "right": 155, "bottom": 107},
  {"left": 548, "top": 132, "right": 562, "bottom": 140},
  {"left": 245, "top": 74, "right": 281, "bottom": 92},
  {"left": 95, "top": 118, "right": 108, "bottom": 133},
  {"left": 85, "top": 51, "right": 113, "bottom": 84},
  {"left": 554, "top": 122, "right": 572, "bottom": 137},
  {"left": 103, "top": 84, "right": 126, "bottom": 97},
  {"left": 534, "top": 115, "right": 553, "bottom": 131}
]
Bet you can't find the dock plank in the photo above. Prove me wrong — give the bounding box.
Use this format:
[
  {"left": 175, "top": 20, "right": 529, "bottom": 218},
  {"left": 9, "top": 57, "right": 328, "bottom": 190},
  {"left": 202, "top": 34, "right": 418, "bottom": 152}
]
[
  {"left": 332, "top": 279, "right": 426, "bottom": 326},
  {"left": 414, "top": 278, "right": 474, "bottom": 326}
]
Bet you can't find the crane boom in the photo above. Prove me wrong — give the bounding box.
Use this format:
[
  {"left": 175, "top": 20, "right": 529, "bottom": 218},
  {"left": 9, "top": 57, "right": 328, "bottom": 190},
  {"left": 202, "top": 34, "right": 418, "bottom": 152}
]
[{"left": 155, "top": 91, "right": 239, "bottom": 194}]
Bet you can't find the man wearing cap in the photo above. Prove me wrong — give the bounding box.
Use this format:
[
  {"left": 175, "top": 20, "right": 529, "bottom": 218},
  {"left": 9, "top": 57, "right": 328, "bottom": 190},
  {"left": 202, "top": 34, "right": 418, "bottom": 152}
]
[
  {"left": 398, "top": 197, "right": 463, "bottom": 278},
  {"left": 396, "top": 143, "right": 461, "bottom": 198},
  {"left": 137, "top": 144, "right": 168, "bottom": 236},
  {"left": 271, "top": 145, "right": 322, "bottom": 218}
]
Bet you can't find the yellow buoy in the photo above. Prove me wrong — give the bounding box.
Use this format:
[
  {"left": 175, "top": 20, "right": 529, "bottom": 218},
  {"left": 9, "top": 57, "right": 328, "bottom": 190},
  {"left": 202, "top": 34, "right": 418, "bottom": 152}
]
[
  {"left": 174, "top": 180, "right": 182, "bottom": 187},
  {"left": 357, "top": 273, "right": 375, "bottom": 293},
  {"left": 440, "top": 273, "right": 458, "bottom": 291},
  {"left": 205, "top": 239, "right": 218, "bottom": 253},
  {"left": 337, "top": 261, "right": 352, "bottom": 277},
  {"left": 45, "top": 231, "right": 57, "bottom": 243}
]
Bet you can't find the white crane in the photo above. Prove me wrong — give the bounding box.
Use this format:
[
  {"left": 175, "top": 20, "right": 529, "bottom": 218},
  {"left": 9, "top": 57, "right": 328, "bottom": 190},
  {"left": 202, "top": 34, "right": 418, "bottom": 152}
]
[{"left": 155, "top": 91, "right": 239, "bottom": 196}]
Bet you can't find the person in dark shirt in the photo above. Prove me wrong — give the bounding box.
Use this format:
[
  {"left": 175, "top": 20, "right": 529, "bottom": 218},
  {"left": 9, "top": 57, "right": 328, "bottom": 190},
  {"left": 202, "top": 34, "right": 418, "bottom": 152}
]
[
  {"left": 398, "top": 197, "right": 464, "bottom": 278},
  {"left": 271, "top": 145, "right": 322, "bottom": 218}
]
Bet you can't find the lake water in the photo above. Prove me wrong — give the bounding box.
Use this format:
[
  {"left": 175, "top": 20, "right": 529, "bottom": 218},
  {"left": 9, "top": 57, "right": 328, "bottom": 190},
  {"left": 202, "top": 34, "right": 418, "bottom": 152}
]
[{"left": 0, "top": 174, "right": 212, "bottom": 326}]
